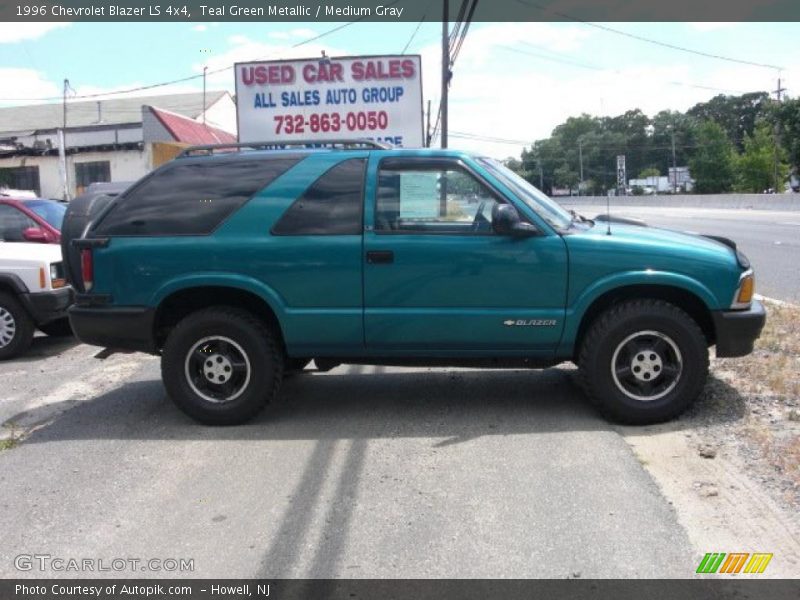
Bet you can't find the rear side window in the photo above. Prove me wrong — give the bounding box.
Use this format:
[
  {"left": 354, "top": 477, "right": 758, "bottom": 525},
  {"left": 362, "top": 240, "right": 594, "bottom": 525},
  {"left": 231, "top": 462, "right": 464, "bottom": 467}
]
[
  {"left": 94, "top": 157, "right": 301, "bottom": 236},
  {"left": 272, "top": 158, "right": 365, "bottom": 236}
]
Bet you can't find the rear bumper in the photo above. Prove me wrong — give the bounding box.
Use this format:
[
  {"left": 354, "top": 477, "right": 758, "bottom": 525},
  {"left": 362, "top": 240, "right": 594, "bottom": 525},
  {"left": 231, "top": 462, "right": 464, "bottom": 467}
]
[
  {"left": 20, "top": 287, "right": 74, "bottom": 325},
  {"left": 68, "top": 305, "right": 156, "bottom": 353},
  {"left": 712, "top": 300, "right": 766, "bottom": 358}
]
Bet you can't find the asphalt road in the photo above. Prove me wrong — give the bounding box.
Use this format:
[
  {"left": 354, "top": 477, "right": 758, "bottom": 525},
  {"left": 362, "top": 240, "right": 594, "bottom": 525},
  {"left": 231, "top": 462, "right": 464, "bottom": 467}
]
[
  {"left": 571, "top": 205, "right": 800, "bottom": 303},
  {"left": 0, "top": 339, "right": 694, "bottom": 578}
]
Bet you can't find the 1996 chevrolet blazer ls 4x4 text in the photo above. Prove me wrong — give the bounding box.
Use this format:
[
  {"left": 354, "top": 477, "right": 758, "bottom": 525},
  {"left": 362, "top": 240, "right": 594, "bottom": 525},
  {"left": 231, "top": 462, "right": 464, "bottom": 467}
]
[{"left": 62, "top": 140, "right": 766, "bottom": 425}]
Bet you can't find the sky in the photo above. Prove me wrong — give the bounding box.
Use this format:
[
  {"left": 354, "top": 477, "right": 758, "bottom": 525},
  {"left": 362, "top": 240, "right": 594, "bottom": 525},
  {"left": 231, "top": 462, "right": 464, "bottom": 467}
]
[{"left": 0, "top": 20, "right": 797, "bottom": 158}]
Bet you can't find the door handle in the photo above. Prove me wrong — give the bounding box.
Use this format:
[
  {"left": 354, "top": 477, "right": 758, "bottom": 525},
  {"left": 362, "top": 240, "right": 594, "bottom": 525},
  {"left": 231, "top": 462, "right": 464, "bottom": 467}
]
[{"left": 366, "top": 250, "right": 394, "bottom": 264}]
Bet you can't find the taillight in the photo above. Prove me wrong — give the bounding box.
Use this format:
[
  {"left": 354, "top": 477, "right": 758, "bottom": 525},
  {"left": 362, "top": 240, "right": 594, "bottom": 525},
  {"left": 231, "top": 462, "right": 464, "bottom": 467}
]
[{"left": 80, "top": 249, "right": 94, "bottom": 291}]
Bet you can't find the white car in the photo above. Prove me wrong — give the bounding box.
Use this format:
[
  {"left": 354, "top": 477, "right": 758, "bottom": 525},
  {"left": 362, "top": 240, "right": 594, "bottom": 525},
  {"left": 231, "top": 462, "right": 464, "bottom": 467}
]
[{"left": 0, "top": 242, "right": 73, "bottom": 359}]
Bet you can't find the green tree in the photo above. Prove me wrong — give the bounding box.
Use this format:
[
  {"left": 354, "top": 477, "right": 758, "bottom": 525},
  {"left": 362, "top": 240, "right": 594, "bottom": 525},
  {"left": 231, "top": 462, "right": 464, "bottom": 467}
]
[
  {"left": 689, "top": 121, "right": 736, "bottom": 193},
  {"left": 503, "top": 157, "right": 524, "bottom": 176},
  {"left": 688, "top": 92, "right": 770, "bottom": 151},
  {"left": 638, "top": 167, "right": 661, "bottom": 178},
  {"left": 554, "top": 165, "right": 580, "bottom": 192},
  {"left": 773, "top": 97, "right": 800, "bottom": 171},
  {"left": 734, "top": 122, "right": 788, "bottom": 192}
]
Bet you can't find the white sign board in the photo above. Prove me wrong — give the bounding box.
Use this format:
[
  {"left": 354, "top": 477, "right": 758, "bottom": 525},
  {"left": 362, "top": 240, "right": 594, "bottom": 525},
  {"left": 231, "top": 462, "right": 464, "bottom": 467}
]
[{"left": 235, "top": 55, "right": 424, "bottom": 147}]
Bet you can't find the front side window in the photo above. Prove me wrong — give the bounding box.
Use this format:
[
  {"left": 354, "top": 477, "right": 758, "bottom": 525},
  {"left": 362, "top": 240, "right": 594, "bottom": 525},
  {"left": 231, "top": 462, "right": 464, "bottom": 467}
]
[
  {"left": 0, "top": 204, "right": 36, "bottom": 241},
  {"left": 272, "top": 158, "right": 366, "bottom": 236},
  {"left": 26, "top": 200, "right": 66, "bottom": 230},
  {"left": 478, "top": 157, "right": 572, "bottom": 231},
  {"left": 95, "top": 157, "right": 301, "bottom": 236},
  {"left": 375, "top": 161, "right": 500, "bottom": 234}
]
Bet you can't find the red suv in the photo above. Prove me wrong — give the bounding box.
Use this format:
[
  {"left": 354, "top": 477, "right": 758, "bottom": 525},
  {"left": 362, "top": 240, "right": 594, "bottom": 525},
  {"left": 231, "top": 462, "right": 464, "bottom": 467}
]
[{"left": 0, "top": 197, "right": 65, "bottom": 243}]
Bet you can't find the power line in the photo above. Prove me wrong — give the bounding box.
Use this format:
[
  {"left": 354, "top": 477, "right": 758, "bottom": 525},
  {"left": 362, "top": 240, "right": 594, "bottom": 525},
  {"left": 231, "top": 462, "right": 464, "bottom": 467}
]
[
  {"left": 401, "top": 2, "right": 430, "bottom": 54},
  {"left": 0, "top": 10, "right": 390, "bottom": 104},
  {"left": 579, "top": 22, "right": 784, "bottom": 72},
  {"left": 450, "top": 128, "right": 747, "bottom": 150},
  {"left": 449, "top": 0, "right": 478, "bottom": 69},
  {"left": 496, "top": 45, "right": 757, "bottom": 96},
  {"left": 431, "top": 0, "right": 479, "bottom": 146},
  {"left": 512, "top": 0, "right": 784, "bottom": 72}
]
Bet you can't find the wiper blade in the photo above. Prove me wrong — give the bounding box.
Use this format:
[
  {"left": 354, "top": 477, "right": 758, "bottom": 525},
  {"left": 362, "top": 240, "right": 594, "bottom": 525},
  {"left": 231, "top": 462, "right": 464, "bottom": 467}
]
[{"left": 569, "top": 209, "right": 590, "bottom": 224}]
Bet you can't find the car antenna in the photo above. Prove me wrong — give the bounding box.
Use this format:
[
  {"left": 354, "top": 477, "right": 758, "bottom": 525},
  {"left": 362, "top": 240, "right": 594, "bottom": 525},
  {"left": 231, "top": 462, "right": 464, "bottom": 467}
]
[{"left": 606, "top": 191, "right": 612, "bottom": 235}]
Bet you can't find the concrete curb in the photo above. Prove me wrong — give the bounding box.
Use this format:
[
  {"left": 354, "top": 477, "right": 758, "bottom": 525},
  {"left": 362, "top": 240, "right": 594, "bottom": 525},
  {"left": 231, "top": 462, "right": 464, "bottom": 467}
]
[
  {"left": 558, "top": 194, "right": 800, "bottom": 211},
  {"left": 755, "top": 294, "right": 799, "bottom": 308}
]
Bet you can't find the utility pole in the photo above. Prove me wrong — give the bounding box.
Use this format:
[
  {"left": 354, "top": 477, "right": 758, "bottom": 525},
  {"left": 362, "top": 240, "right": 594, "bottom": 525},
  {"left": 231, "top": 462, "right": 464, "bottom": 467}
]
[
  {"left": 773, "top": 76, "right": 786, "bottom": 102},
  {"left": 772, "top": 77, "right": 787, "bottom": 192},
  {"left": 202, "top": 66, "right": 208, "bottom": 125},
  {"left": 425, "top": 99, "right": 432, "bottom": 147},
  {"left": 578, "top": 137, "right": 584, "bottom": 195},
  {"left": 440, "top": 0, "right": 449, "bottom": 149},
  {"left": 670, "top": 126, "right": 678, "bottom": 194},
  {"left": 60, "top": 78, "right": 72, "bottom": 201}
]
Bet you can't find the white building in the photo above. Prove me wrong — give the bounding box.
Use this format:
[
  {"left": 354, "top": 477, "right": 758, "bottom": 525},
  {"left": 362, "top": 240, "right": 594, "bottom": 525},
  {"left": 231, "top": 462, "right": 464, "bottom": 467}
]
[
  {"left": 629, "top": 167, "right": 694, "bottom": 194},
  {"left": 0, "top": 91, "right": 237, "bottom": 199}
]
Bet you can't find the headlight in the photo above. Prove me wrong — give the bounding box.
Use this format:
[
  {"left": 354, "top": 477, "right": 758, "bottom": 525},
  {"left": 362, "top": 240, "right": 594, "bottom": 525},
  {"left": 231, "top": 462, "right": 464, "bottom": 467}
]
[
  {"left": 50, "top": 262, "right": 66, "bottom": 289},
  {"left": 731, "top": 269, "right": 754, "bottom": 309}
]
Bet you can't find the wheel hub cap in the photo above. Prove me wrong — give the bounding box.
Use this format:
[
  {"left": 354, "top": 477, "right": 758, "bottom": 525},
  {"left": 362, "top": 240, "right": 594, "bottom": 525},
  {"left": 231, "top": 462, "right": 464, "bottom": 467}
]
[
  {"left": 203, "top": 353, "right": 233, "bottom": 384},
  {"left": 611, "top": 330, "right": 683, "bottom": 402},
  {"left": 631, "top": 350, "right": 663, "bottom": 382},
  {"left": 0, "top": 307, "right": 16, "bottom": 348},
  {"left": 184, "top": 336, "right": 251, "bottom": 404}
]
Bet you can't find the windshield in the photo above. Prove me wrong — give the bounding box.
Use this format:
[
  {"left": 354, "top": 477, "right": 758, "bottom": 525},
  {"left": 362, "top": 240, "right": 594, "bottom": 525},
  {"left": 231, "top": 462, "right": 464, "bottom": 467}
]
[
  {"left": 25, "top": 200, "right": 66, "bottom": 230},
  {"left": 478, "top": 158, "right": 573, "bottom": 231}
]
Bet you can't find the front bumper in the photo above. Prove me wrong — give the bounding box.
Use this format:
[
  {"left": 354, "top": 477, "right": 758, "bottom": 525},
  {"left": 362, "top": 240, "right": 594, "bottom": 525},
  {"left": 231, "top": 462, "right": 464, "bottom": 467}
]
[
  {"left": 20, "top": 287, "right": 74, "bottom": 325},
  {"left": 712, "top": 299, "right": 766, "bottom": 358},
  {"left": 68, "top": 305, "right": 156, "bottom": 353}
]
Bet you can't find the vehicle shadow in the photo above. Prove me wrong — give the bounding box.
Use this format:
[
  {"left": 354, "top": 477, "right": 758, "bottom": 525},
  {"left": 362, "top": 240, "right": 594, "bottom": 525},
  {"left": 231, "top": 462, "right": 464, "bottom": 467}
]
[
  {"left": 7, "top": 334, "right": 79, "bottom": 363},
  {"left": 13, "top": 364, "right": 748, "bottom": 445},
  {"left": 4, "top": 366, "right": 747, "bottom": 579}
]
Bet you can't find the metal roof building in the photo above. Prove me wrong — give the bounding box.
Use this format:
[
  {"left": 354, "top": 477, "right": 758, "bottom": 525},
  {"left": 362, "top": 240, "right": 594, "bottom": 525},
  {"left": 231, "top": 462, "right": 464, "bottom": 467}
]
[{"left": 0, "top": 91, "right": 237, "bottom": 198}]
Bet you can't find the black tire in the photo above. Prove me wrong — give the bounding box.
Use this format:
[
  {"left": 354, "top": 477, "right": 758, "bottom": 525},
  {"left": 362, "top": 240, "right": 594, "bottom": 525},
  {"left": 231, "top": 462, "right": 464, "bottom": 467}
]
[
  {"left": 576, "top": 299, "right": 708, "bottom": 425},
  {"left": 161, "top": 307, "right": 284, "bottom": 425},
  {"left": 0, "top": 292, "right": 35, "bottom": 360},
  {"left": 39, "top": 317, "right": 74, "bottom": 337}
]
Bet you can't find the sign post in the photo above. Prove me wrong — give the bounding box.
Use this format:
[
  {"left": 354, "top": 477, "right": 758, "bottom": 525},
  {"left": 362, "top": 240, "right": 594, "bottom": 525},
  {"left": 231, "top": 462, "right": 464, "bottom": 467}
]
[
  {"left": 616, "top": 154, "right": 627, "bottom": 195},
  {"left": 234, "top": 54, "right": 424, "bottom": 147}
]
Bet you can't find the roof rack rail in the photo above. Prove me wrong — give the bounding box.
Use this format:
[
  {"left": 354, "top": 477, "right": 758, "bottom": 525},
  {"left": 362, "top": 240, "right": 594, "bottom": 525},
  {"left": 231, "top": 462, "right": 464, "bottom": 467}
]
[{"left": 177, "top": 138, "right": 393, "bottom": 158}]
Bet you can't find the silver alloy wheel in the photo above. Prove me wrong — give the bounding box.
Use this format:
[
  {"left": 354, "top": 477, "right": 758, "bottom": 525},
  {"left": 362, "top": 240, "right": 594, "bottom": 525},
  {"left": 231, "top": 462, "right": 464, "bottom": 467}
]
[
  {"left": 0, "top": 306, "right": 16, "bottom": 348},
  {"left": 184, "top": 336, "right": 251, "bottom": 404},
  {"left": 610, "top": 330, "right": 683, "bottom": 402}
]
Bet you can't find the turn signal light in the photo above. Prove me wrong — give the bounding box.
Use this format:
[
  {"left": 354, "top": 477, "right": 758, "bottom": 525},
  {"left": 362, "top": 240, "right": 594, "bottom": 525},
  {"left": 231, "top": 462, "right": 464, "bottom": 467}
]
[
  {"left": 737, "top": 274, "right": 754, "bottom": 305},
  {"left": 39, "top": 267, "right": 46, "bottom": 289},
  {"left": 81, "top": 249, "right": 94, "bottom": 292}
]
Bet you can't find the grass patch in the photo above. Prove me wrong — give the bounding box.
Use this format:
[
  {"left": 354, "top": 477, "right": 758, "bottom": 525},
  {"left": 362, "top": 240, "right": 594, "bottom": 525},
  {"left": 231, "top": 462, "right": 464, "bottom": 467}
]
[
  {"left": 717, "top": 303, "right": 800, "bottom": 399},
  {"left": 713, "top": 302, "right": 800, "bottom": 499},
  {"left": 0, "top": 438, "right": 19, "bottom": 451}
]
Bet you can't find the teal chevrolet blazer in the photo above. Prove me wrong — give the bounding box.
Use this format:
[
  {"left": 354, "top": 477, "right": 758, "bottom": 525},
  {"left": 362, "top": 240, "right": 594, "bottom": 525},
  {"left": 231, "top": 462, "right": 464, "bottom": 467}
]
[{"left": 64, "top": 140, "right": 766, "bottom": 425}]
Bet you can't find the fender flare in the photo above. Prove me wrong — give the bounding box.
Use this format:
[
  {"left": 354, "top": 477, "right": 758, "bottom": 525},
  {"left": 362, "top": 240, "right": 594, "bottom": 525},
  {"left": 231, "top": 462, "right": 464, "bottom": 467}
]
[
  {"left": 558, "top": 270, "right": 718, "bottom": 353},
  {"left": 150, "top": 272, "right": 287, "bottom": 319},
  {"left": 0, "top": 273, "right": 29, "bottom": 294}
]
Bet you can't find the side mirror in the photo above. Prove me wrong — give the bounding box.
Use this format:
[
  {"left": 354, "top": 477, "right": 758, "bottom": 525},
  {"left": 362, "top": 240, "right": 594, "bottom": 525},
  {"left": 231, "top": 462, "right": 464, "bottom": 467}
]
[
  {"left": 492, "top": 204, "right": 539, "bottom": 237},
  {"left": 22, "top": 227, "right": 47, "bottom": 243}
]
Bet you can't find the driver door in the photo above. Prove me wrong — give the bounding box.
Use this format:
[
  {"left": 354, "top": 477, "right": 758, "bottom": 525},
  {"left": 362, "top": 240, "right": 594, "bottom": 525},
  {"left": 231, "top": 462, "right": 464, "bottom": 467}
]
[{"left": 363, "top": 155, "right": 568, "bottom": 355}]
